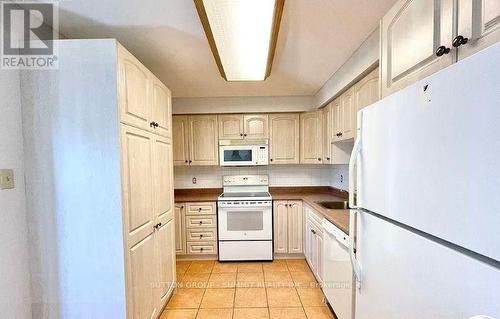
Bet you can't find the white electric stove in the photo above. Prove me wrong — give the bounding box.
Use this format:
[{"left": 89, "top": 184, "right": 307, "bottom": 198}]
[{"left": 217, "top": 175, "right": 273, "bottom": 261}]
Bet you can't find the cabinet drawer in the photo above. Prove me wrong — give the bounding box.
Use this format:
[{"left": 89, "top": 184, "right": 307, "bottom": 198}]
[
  {"left": 186, "top": 202, "right": 216, "bottom": 215},
  {"left": 186, "top": 228, "right": 217, "bottom": 242},
  {"left": 186, "top": 215, "right": 217, "bottom": 228},
  {"left": 187, "top": 241, "right": 217, "bottom": 254}
]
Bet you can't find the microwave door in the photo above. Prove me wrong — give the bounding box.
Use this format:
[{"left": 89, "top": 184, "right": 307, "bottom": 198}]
[{"left": 220, "top": 146, "right": 254, "bottom": 166}]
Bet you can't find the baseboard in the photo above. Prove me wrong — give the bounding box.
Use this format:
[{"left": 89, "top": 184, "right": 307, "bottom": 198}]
[{"left": 273, "top": 253, "right": 305, "bottom": 259}]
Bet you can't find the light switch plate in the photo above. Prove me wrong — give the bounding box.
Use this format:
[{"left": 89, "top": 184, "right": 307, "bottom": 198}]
[{"left": 0, "top": 169, "right": 15, "bottom": 189}]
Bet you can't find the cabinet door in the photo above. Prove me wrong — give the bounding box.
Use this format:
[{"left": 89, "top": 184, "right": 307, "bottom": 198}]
[
  {"left": 287, "top": 201, "right": 303, "bottom": 254},
  {"left": 269, "top": 113, "right": 300, "bottom": 164},
  {"left": 189, "top": 115, "right": 219, "bottom": 166},
  {"left": 305, "top": 221, "right": 315, "bottom": 271},
  {"left": 331, "top": 97, "right": 343, "bottom": 142},
  {"left": 300, "top": 111, "right": 323, "bottom": 164},
  {"left": 341, "top": 86, "right": 356, "bottom": 140},
  {"left": 381, "top": 0, "right": 454, "bottom": 97},
  {"left": 315, "top": 233, "right": 324, "bottom": 284},
  {"left": 244, "top": 114, "right": 269, "bottom": 139},
  {"left": 172, "top": 116, "right": 190, "bottom": 166},
  {"left": 273, "top": 201, "right": 289, "bottom": 254},
  {"left": 355, "top": 68, "right": 380, "bottom": 112},
  {"left": 118, "top": 45, "right": 152, "bottom": 131},
  {"left": 458, "top": 0, "right": 500, "bottom": 60},
  {"left": 127, "top": 233, "right": 157, "bottom": 319},
  {"left": 218, "top": 114, "right": 243, "bottom": 139},
  {"left": 155, "top": 220, "right": 176, "bottom": 309},
  {"left": 121, "top": 125, "right": 155, "bottom": 246},
  {"left": 152, "top": 135, "right": 174, "bottom": 227},
  {"left": 174, "top": 204, "right": 186, "bottom": 255},
  {"left": 322, "top": 105, "right": 332, "bottom": 164},
  {"left": 151, "top": 76, "right": 172, "bottom": 138}
]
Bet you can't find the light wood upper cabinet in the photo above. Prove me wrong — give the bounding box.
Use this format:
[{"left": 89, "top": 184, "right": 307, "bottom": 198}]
[
  {"left": 355, "top": 68, "right": 380, "bottom": 112},
  {"left": 287, "top": 201, "right": 303, "bottom": 254},
  {"left": 218, "top": 114, "right": 244, "bottom": 139},
  {"left": 331, "top": 97, "right": 342, "bottom": 142},
  {"left": 172, "top": 116, "right": 190, "bottom": 166},
  {"left": 151, "top": 76, "right": 172, "bottom": 138},
  {"left": 300, "top": 111, "right": 323, "bottom": 164},
  {"left": 322, "top": 105, "right": 332, "bottom": 164},
  {"left": 332, "top": 87, "right": 356, "bottom": 142},
  {"left": 118, "top": 45, "right": 172, "bottom": 136},
  {"left": 218, "top": 114, "right": 268, "bottom": 139},
  {"left": 269, "top": 113, "right": 300, "bottom": 164},
  {"left": 457, "top": 0, "right": 500, "bottom": 60},
  {"left": 173, "top": 115, "right": 219, "bottom": 166},
  {"left": 174, "top": 204, "right": 186, "bottom": 255},
  {"left": 341, "top": 86, "right": 356, "bottom": 140},
  {"left": 381, "top": 0, "right": 455, "bottom": 97},
  {"left": 189, "top": 115, "right": 219, "bottom": 166},
  {"left": 118, "top": 46, "right": 151, "bottom": 131},
  {"left": 273, "top": 201, "right": 288, "bottom": 254},
  {"left": 244, "top": 114, "right": 269, "bottom": 139}
]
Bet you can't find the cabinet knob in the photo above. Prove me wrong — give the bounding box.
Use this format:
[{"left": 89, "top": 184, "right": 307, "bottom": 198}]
[
  {"left": 199, "top": 221, "right": 203, "bottom": 225},
  {"left": 200, "top": 234, "right": 203, "bottom": 238},
  {"left": 244, "top": 134, "right": 247, "bottom": 137},
  {"left": 326, "top": 157, "right": 330, "bottom": 161},
  {"left": 311, "top": 229, "right": 316, "bottom": 234},
  {"left": 154, "top": 122, "right": 159, "bottom": 128},
  {"left": 270, "top": 158, "right": 273, "bottom": 162},
  {"left": 181, "top": 205, "right": 184, "bottom": 209},
  {"left": 150, "top": 121, "right": 155, "bottom": 128},
  {"left": 452, "top": 35, "right": 469, "bottom": 48},
  {"left": 200, "top": 247, "right": 204, "bottom": 251},
  {"left": 436, "top": 45, "right": 451, "bottom": 57},
  {"left": 189, "top": 160, "right": 192, "bottom": 164},
  {"left": 185, "top": 160, "right": 188, "bottom": 163},
  {"left": 318, "top": 158, "right": 322, "bottom": 161},
  {"left": 198, "top": 208, "right": 202, "bottom": 211}
]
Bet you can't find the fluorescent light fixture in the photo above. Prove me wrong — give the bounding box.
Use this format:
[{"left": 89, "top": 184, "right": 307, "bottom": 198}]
[{"left": 194, "top": 0, "right": 285, "bottom": 81}]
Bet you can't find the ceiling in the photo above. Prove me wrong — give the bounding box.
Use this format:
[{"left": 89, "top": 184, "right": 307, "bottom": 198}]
[{"left": 54, "top": 0, "right": 397, "bottom": 98}]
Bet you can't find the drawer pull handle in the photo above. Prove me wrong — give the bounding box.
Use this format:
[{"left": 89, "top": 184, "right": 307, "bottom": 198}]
[
  {"left": 199, "top": 234, "right": 203, "bottom": 238},
  {"left": 199, "top": 221, "right": 203, "bottom": 225},
  {"left": 198, "top": 208, "right": 202, "bottom": 211},
  {"left": 200, "top": 248, "right": 204, "bottom": 251}
]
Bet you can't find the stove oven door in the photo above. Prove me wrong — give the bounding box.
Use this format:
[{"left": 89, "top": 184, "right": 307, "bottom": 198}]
[{"left": 218, "top": 202, "right": 272, "bottom": 240}]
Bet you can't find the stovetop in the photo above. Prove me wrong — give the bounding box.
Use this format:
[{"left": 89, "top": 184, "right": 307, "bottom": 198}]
[{"left": 218, "top": 191, "right": 272, "bottom": 201}]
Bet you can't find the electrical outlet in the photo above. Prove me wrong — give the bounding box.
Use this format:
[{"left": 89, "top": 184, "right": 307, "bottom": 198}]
[
  {"left": 0, "top": 169, "right": 15, "bottom": 189},
  {"left": 340, "top": 174, "right": 344, "bottom": 183},
  {"left": 192, "top": 177, "right": 197, "bottom": 184}
]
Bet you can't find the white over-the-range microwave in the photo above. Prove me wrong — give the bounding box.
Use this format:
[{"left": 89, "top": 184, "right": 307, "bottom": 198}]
[{"left": 219, "top": 139, "right": 269, "bottom": 166}]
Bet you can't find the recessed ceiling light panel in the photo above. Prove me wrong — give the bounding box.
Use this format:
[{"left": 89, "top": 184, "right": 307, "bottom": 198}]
[{"left": 194, "top": 0, "right": 285, "bottom": 81}]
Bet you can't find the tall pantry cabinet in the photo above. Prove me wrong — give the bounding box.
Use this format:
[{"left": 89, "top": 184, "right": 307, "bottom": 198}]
[{"left": 21, "top": 39, "right": 175, "bottom": 319}]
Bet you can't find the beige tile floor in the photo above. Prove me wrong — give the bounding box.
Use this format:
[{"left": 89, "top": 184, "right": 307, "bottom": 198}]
[{"left": 160, "top": 259, "right": 337, "bottom": 319}]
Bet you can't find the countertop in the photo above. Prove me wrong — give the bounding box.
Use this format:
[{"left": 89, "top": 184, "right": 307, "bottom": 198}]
[{"left": 174, "top": 186, "right": 350, "bottom": 235}]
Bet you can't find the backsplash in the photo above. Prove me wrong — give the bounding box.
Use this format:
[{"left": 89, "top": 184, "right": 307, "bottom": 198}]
[{"left": 174, "top": 165, "right": 349, "bottom": 191}]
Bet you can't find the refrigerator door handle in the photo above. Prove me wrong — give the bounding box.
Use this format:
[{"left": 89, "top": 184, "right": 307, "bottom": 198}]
[
  {"left": 349, "top": 209, "right": 362, "bottom": 289},
  {"left": 349, "top": 111, "right": 362, "bottom": 209}
]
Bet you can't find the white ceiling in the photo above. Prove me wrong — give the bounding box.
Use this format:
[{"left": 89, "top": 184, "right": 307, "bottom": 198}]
[{"left": 54, "top": 0, "right": 397, "bottom": 98}]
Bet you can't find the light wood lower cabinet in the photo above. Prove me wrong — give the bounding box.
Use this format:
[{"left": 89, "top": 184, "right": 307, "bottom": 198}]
[
  {"left": 273, "top": 200, "right": 303, "bottom": 254},
  {"left": 176, "top": 202, "right": 218, "bottom": 256},
  {"left": 269, "top": 113, "right": 300, "bottom": 164},
  {"left": 304, "top": 205, "right": 323, "bottom": 283},
  {"left": 174, "top": 204, "right": 186, "bottom": 255}
]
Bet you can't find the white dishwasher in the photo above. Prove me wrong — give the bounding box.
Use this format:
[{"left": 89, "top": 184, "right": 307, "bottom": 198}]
[{"left": 322, "top": 219, "right": 354, "bottom": 319}]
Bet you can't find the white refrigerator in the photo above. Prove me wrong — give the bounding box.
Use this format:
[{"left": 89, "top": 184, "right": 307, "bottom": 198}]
[{"left": 348, "top": 42, "right": 500, "bottom": 319}]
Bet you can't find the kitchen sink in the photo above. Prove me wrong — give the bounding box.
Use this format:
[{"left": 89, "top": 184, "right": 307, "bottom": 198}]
[{"left": 317, "top": 201, "right": 349, "bottom": 210}]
